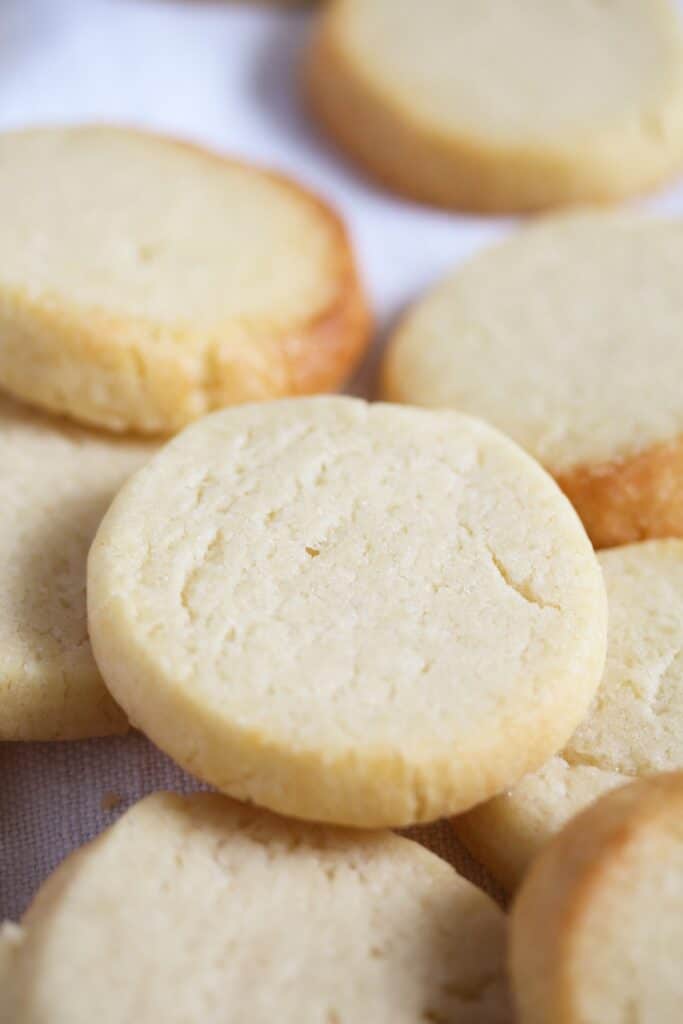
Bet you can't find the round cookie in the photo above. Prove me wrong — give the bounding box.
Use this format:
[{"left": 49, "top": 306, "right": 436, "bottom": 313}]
[
  {"left": 87, "top": 396, "right": 607, "bottom": 828},
  {"left": 0, "top": 921, "right": 22, "bottom": 1007},
  {"left": 454, "top": 540, "right": 683, "bottom": 891},
  {"left": 0, "top": 125, "right": 369, "bottom": 434},
  {"left": 383, "top": 214, "right": 683, "bottom": 548},
  {"left": 306, "top": 0, "right": 683, "bottom": 213},
  {"left": 2, "top": 792, "right": 513, "bottom": 1023},
  {"left": 0, "top": 393, "right": 154, "bottom": 741},
  {"left": 510, "top": 773, "right": 683, "bottom": 1024}
]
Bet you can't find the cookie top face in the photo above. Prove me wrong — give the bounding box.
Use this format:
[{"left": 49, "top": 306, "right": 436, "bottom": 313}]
[
  {"left": 510, "top": 774, "right": 683, "bottom": 1024},
  {"left": 87, "top": 396, "right": 606, "bottom": 827},
  {"left": 383, "top": 216, "right": 683, "bottom": 475},
  {"left": 326, "top": 0, "right": 683, "bottom": 143},
  {"left": 454, "top": 540, "right": 683, "bottom": 890},
  {"left": 0, "top": 393, "right": 154, "bottom": 740},
  {"left": 567, "top": 541, "right": 683, "bottom": 775},
  {"left": 0, "top": 126, "right": 369, "bottom": 433},
  {"left": 3, "top": 793, "right": 512, "bottom": 1023}
]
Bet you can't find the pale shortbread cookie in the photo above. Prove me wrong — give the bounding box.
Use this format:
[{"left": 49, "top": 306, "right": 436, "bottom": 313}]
[
  {"left": 0, "top": 126, "right": 369, "bottom": 434},
  {"left": 455, "top": 540, "right": 683, "bottom": 891},
  {"left": 307, "top": 0, "right": 683, "bottom": 213},
  {"left": 510, "top": 773, "right": 683, "bottom": 1024},
  {"left": 0, "top": 393, "right": 154, "bottom": 741},
  {"left": 87, "top": 397, "right": 606, "bottom": 828},
  {"left": 383, "top": 215, "right": 683, "bottom": 548},
  {"left": 0, "top": 792, "right": 513, "bottom": 1024},
  {"left": 0, "top": 921, "right": 23, "bottom": 1004}
]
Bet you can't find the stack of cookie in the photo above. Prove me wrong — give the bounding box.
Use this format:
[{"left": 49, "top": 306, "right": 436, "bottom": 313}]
[
  {"left": 3, "top": 0, "right": 683, "bottom": 1018},
  {"left": 0, "top": 124, "right": 370, "bottom": 742},
  {"left": 380, "top": 212, "right": 683, "bottom": 1021}
]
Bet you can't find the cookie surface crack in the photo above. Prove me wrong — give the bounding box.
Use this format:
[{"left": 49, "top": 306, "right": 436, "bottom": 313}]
[{"left": 487, "top": 547, "right": 559, "bottom": 612}]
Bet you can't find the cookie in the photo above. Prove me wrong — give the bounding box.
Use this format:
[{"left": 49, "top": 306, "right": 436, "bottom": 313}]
[
  {"left": 510, "top": 773, "right": 683, "bottom": 1023},
  {"left": 0, "top": 393, "right": 154, "bottom": 741},
  {"left": 306, "top": 0, "right": 683, "bottom": 213},
  {"left": 383, "top": 214, "right": 683, "bottom": 548},
  {"left": 0, "top": 126, "right": 369, "bottom": 434},
  {"left": 0, "top": 922, "right": 22, "bottom": 990},
  {"left": 454, "top": 540, "right": 683, "bottom": 891},
  {"left": 87, "top": 396, "right": 606, "bottom": 828},
  {"left": 1, "top": 792, "right": 512, "bottom": 1023}
]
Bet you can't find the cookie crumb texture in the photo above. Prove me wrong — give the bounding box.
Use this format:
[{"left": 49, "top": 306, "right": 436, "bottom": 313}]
[
  {"left": 510, "top": 774, "right": 683, "bottom": 1023},
  {"left": 0, "top": 126, "right": 369, "bottom": 434},
  {"left": 454, "top": 539, "right": 683, "bottom": 890},
  {"left": 0, "top": 394, "right": 154, "bottom": 741},
  {"left": 307, "top": 0, "right": 683, "bottom": 212},
  {"left": 88, "top": 397, "right": 606, "bottom": 828},
  {"left": 3, "top": 793, "right": 512, "bottom": 1023},
  {"left": 383, "top": 215, "right": 683, "bottom": 548}
]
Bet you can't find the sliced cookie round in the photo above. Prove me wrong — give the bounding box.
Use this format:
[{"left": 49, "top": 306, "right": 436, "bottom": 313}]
[
  {"left": 307, "top": 0, "right": 683, "bottom": 212},
  {"left": 2, "top": 792, "right": 512, "bottom": 1023},
  {"left": 510, "top": 773, "right": 683, "bottom": 1024},
  {"left": 454, "top": 540, "right": 683, "bottom": 891},
  {"left": 0, "top": 126, "right": 369, "bottom": 434},
  {"left": 383, "top": 215, "right": 683, "bottom": 548},
  {"left": 0, "top": 393, "right": 154, "bottom": 740},
  {"left": 87, "top": 396, "right": 606, "bottom": 828}
]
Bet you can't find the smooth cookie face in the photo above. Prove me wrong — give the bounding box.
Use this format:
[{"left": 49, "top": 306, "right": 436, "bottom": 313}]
[
  {"left": 454, "top": 540, "right": 683, "bottom": 891},
  {"left": 87, "top": 397, "right": 606, "bottom": 828},
  {"left": 0, "top": 394, "right": 154, "bottom": 740},
  {"left": 308, "top": 0, "right": 683, "bottom": 211},
  {"left": 511, "top": 774, "right": 683, "bottom": 1024},
  {"left": 0, "top": 126, "right": 369, "bottom": 433},
  {"left": 3, "top": 793, "right": 513, "bottom": 1024},
  {"left": 383, "top": 216, "right": 683, "bottom": 546}
]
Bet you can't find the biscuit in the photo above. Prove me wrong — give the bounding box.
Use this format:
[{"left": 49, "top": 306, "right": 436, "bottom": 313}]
[
  {"left": 0, "top": 393, "right": 154, "bottom": 740},
  {"left": 0, "top": 126, "right": 369, "bottom": 434},
  {"left": 383, "top": 215, "right": 683, "bottom": 548},
  {"left": 306, "top": 0, "right": 683, "bottom": 213},
  {"left": 87, "top": 396, "right": 606, "bottom": 828},
  {"left": 454, "top": 540, "right": 683, "bottom": 891},
  {"left": 1, "top": 792, "right": 512, "bottom": 1023},
  {"left": 510, "top": 773, "right": 683, "bottom": 1023},
  {"left": 0, "top": 921, "right": 22, "bottom": 991}
]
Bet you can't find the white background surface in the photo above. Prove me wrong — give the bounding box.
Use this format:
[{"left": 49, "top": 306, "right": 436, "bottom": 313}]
[{"left": 2, "top": 0, "right": 683, "bottom": 921}]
